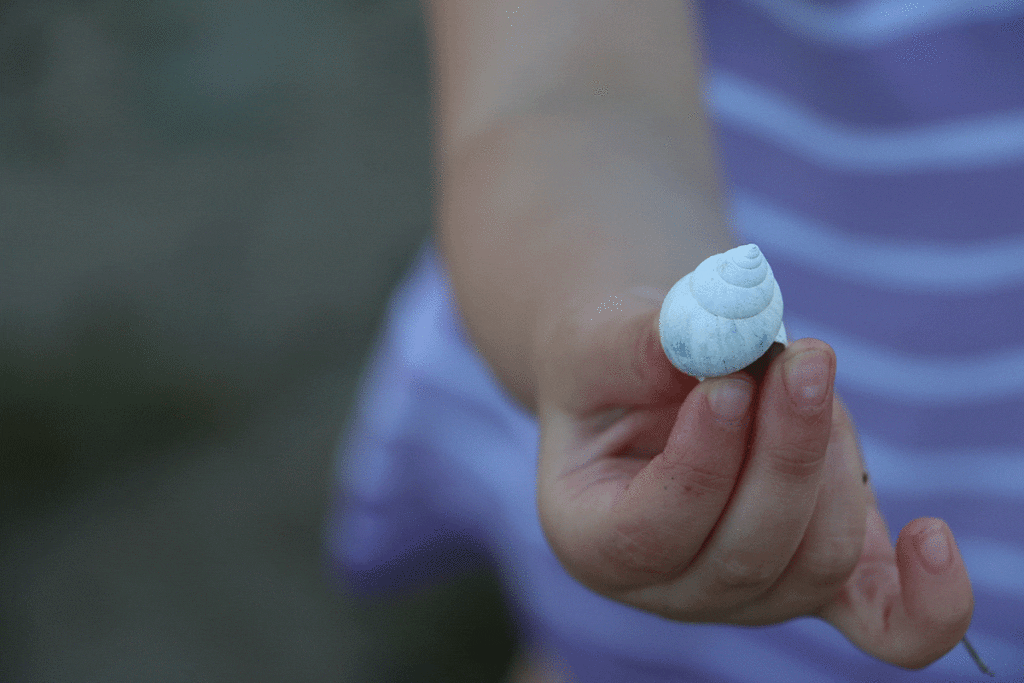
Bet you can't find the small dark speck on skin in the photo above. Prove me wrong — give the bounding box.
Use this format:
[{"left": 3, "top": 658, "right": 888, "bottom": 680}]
[
  {"left": 663, "top": 485, "right": 668, "bottom": 491},
  {"left": 862, "top": 472, "right": 869, "bottom": 484}
]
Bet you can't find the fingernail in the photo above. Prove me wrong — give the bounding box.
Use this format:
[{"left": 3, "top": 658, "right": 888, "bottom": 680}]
[
  {"left": 784, "top": 350, "right": 830, "bottom": 409},
  {"left": 708, "top": 378, "right": 753, "bottom": 422},
  {"left": 915, "top": 523, "right": 952, "bottom": 574}
]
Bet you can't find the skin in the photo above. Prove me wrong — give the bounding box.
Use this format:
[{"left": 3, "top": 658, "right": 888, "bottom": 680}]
[{"left": 531, "top": 291, "right": 975, "bottom": 671}]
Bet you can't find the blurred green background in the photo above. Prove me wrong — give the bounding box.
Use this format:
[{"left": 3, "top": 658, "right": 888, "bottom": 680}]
[{"left": 0, "top": 0, "right": 520, "bottom": 680}]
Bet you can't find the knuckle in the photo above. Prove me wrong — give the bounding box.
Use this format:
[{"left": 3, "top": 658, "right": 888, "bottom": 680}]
[
  {"left": 602, "top": 519, "right": 682, "bottom": 580},
  {"left": 796, "top": 537, "right": 861, "bottom": 587},
  {"left": 652, "top": 446, "right": 737, "bottom": 499},
  {"left": 713, "top": 548, "right": 780, "bottom": 592},
  {"left": 765, "top": 440, "right": 828, "bottom": 480},
  {"left": 675, "top": 460, "right": 737, "bottom": 498}
]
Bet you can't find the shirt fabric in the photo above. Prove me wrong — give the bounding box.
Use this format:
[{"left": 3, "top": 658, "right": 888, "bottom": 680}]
[{"left": 324, "top": 1, "right": 1024, "bottom": 680}]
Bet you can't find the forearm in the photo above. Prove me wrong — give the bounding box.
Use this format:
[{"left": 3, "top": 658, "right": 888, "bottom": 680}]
[{"left": 436, "top": 101, "right": 738, "bottom": 414}]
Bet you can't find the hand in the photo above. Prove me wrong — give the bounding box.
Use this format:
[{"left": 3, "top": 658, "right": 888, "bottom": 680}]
[{"left": 532, "top": 291, "right": 974, "bottom": 670}]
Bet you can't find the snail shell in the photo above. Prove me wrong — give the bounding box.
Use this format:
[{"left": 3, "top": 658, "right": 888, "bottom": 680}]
[{"left": 658, "top": 244, "right": 788, "bottom": 381}]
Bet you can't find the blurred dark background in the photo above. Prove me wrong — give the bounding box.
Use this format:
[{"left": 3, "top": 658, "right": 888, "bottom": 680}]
[{"left": 0, "top": 0, "right": 519, "bottom": 680}]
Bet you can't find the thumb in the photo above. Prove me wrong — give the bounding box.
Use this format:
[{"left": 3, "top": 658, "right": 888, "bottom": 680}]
[{"left": 545, "top": 290, "right": 693, "bottom": 413}]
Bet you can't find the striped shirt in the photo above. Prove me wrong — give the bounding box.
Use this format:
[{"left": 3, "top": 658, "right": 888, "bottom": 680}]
[{"left": 326, "top": 1, "right": 1024, "bottom": 679}]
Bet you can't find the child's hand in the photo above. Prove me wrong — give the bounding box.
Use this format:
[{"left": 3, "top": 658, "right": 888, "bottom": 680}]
[{"left": 533, "top": 292, "right": 974, "bottom": 670}]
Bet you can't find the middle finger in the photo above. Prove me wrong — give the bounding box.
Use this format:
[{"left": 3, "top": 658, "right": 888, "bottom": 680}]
[
  {"left": 692, "top": 339, "right": 837, "bottom": 608},
  {"left": 742, "top": 395, "right": 871, "bottom": 622}
]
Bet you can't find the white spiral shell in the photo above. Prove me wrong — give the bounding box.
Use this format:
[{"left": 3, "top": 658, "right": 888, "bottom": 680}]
[{"left": 658, "top": 244, "right": 788, "bottom": 381}]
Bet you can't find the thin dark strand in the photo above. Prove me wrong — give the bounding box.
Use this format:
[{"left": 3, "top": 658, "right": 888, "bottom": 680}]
[{"left": 962, "top": 635, "right": 995, "bottom": 677}]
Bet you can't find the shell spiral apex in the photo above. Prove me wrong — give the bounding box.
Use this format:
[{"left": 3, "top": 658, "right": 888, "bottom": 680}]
[{"left": 658, "top": 244, "right": 787, "bottom": 381}]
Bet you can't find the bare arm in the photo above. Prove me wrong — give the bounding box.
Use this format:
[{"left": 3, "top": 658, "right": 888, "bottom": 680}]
[{"left": 422, "top": 0, "right": 738, "bottom": 413}]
